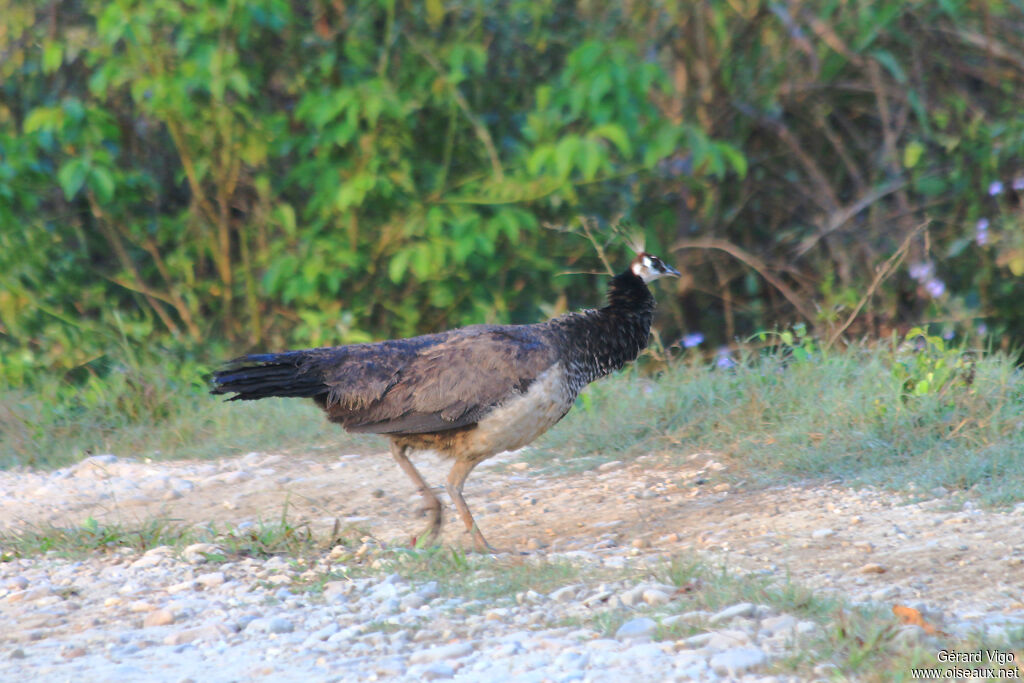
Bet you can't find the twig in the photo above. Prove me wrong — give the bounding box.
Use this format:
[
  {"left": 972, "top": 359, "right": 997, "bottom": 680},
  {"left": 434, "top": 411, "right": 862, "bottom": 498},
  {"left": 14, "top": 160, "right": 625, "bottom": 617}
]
[
  {"left": 673, "top": 237, "right": 818, "bottom": 324},
  {"left": 824, "top": 221, "right": 927, "bottom": 350},
  {"left": 794, "top": 179, "right": 907, "bottom": 258}
]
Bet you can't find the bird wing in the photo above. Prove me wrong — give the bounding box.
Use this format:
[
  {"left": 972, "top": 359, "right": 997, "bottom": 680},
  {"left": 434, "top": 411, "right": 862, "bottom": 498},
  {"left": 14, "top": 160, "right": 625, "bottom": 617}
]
[{"left": 333, "top": 325, "right": 559, "bottom": 435}]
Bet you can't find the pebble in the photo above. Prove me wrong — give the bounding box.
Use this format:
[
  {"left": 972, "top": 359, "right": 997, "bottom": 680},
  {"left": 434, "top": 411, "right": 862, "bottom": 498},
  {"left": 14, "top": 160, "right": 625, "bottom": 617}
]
[
  {"left": 408, "top": 642, "right": 473, "bottom": 664},
  {"left": 709, "top": 602, "right": 756, "bottom": 625},
  {"left": 549, "top": 585, "right": 580, "bottom": 603},
  {"left": 614, "top": 617, "right": 657, "bottom": 640},
  {"left": 642, "top": 589, "right": 670, "bottom": 606},
  {"left": 143, "top": 609, "right": 175, "bottom": 627},
  {"left": 710, "top": 646, "right": 767, "bottom": 675}
]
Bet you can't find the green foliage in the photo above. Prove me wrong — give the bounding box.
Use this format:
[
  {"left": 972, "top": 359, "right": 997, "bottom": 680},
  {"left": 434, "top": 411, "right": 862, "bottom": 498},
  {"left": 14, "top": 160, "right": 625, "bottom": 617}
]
[
  {"left": 5, "top": 0, "right": 1024, "bottom": 395},
  {"left": 3, "top": 0, "right": 743, "bottom": 390},
  {"left": 755, "top": 323, "right": 819, "bottom": 363},
  {"left": 892, "top": 326, "right": 974, "bottom": 402}
]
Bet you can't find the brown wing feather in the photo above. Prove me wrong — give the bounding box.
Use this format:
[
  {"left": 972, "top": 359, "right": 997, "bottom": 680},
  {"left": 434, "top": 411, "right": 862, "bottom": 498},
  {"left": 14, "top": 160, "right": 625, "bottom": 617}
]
[{"left": 332, "top": 325, "right": 559, "bottom": 435}]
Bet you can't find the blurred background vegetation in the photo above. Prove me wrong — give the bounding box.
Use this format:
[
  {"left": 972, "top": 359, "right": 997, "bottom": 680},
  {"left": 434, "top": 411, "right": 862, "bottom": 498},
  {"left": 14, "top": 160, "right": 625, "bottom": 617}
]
[{"left": 5, "top": 0, "right": 1024, "bottom": 466}]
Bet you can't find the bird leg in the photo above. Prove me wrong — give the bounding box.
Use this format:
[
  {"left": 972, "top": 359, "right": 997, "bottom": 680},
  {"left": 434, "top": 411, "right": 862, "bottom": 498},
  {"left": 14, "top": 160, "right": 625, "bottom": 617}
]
[
  {"left": 389, "top": 443, "right": 442, "bottom": 546},
  {"left": 445, "top": 458, "right": 494, "bottom": 553}
]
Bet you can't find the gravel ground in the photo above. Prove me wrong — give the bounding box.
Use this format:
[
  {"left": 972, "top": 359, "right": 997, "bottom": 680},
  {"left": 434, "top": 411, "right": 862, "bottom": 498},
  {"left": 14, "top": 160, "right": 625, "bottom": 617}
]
[
  {"left": 0, "top": 542, "right": 823, "bottom": 682},
  {"left": 2, "top": 451, "right": 1023, "bottom": 681}
]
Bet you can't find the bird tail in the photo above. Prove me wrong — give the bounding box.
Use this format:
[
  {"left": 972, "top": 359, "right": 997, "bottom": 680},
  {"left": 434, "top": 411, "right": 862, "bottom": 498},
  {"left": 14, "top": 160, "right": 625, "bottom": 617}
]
[{"left": 210, "top": 351, "right": 328, "bottom": 401}]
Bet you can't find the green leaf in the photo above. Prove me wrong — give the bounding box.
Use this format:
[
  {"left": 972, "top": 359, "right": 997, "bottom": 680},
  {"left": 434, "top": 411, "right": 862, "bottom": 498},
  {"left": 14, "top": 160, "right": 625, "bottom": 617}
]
[
  {"left": 426, "top": 0, "right": 445, "bottom": 29},
  {"left": 42, "top": 41, "right": 63, "bottom": 74},
  {"left": 275, "top": 204, "right": 297, "bottom": 236},
  {"left": 590, "top": 123, "right": 632, "bottom": 157},
  {"left": 58, "top": 160, "right": 89, "bottom": 199},
  {"left": 89, "top": 166, "right": 116, "bottom": 203},
  {"left": 388, "top": 250, "right": 411, "bottom": 283},
  {"left": 23, "top": 107, "right": 62, "bottom": 134},
  {"left": 870, "top": 49, "right": 906, "bottom": 83},
  {"left": 554, "top": 136, "right": 580, "bottom": 178},
  {"left": 718, "top": 143, "right": 747, "bottom": 178},
  {"left": 903, "top": 141, "right": 925, "bottom": 169}
]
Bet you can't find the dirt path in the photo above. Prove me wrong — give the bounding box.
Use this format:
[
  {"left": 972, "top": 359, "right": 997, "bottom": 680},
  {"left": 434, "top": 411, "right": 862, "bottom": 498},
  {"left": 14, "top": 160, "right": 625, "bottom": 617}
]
[{"left": 4, "top": 448, "right": 1023, "bottom": 625}]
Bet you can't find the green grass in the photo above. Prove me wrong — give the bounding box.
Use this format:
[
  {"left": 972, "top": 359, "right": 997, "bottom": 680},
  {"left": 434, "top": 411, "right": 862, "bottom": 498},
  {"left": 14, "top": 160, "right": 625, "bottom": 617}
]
[
  {"left": 0, "top": 351, "right": 384, "bottom": 469},
  {"left": 530, "top": 341, "right": 1024, "bottom": 505},
  {"left": 0, "top": 512, "right": 351, "bottom": 562},
  {"left": 5, "top": 337, "right": 1024, "bottom": 505}
]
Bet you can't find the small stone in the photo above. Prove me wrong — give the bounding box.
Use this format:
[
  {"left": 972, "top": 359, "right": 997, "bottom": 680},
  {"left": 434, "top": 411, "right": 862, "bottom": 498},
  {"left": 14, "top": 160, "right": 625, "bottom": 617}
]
[
  {"left": 267, "top": 617, "right": 294, "bottom": 634},
  {"left": 796, "top": 620, "right": 818, "bottom": 635},
  {"left": 6, "top": 577, "right": 28, "bottom": 591},
  {"left": 619, "top": 587, "right": 645, "bottom": 607},
  {"left": 9, "top": 649, "right": 25, "bottom": 659},
  {"left": 615, "top": 617, "right": 657, "bottom": 640},
  {"left": 420, "top": 661, "right": 455, "bottom": 680},
  {"left": 870, "top": 586, "right": 899, "bottom": 601},
  {"left": 549, "top": 585, "right": 579, "bottom": 603},
  {"left": 811, "top": 528, "right": 835, "bottom": 539},
  {"left": 371, "top": 489, "right": 386, "bottom": 498},
  {"left": 525, "top": 538, "right": 547, "bottom": 551},
  {"left": 707, "top": 629, "right": 751, "bottom": 650},
  {"left": 144, "top": 609, "right": 175, "bottom": 627},
  {"left": 759, "top": 614, "right": 797, "bottom": 635},
  {"left": 709, "top": 646, "right": 767, "bottom": 675},
  {"left": 265, "top": 574, "right": 292, "bottom": 586},
  {"left": 631, "top": 538, "right": 650, "bottom": 549},
  {"left": 196, "top": 572, "right": 226, "bottom": 588},
  {"left": 642, "top": 589, "right": 670, "bottom": 606},
  {"left": 582, "top": 590, "right": 613, "bottom": 607},
  {"left": 182, "top": 543, "right": 222, "bottom": 563},
  {"left": 400, "top": 593, "right": 426, "bottom": 610},
  {"left": 408, "top": 642, "right": 473, "bottom": 664},
  {"left": 857, "top": 563, "right": 886, "bottom": 574},
  {"left": 166, "top": 581, "right": 197, "bottom": 594},
  {"left": 61, "top": 647, "right": 87, "bottom": 659},
  {"left": 417, "top": 581, "right": 440, "bottom": 601},
  {"left": 130, "top": 555, "right": 164, "bottom": 569},
  {"left": 597, "top": 461, "right": 623, "bottom": 472},
  {"left": 662, "top": 611, "right": 709, "bottom": 629},
  {"left": 709, "top": 602, "right": 756, "bottom": 625}
]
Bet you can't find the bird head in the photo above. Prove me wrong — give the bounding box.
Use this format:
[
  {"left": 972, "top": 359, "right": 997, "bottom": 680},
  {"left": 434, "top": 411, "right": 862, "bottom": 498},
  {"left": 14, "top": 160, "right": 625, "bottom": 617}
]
[{"left": 630, "top": 252, "right": 680, "bottom": 284}]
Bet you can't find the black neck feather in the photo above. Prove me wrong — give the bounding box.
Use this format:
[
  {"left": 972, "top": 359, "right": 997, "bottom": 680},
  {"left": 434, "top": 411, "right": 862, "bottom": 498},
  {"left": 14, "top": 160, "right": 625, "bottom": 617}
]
[{"left": 553, "top": 269, "right": 656, "bottom": 390}]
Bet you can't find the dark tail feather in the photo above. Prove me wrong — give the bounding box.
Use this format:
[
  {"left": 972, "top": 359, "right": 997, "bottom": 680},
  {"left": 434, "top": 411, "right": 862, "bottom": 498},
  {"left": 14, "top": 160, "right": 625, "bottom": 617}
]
[{"left": 210, "top": 350, "right": 328, "bottom": 401}]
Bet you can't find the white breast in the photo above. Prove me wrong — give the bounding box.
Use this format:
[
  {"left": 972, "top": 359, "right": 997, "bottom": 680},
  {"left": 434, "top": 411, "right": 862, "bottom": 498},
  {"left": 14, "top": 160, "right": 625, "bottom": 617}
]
[{"left": 461, "top": 363, "right": 574, "bottom": 460}]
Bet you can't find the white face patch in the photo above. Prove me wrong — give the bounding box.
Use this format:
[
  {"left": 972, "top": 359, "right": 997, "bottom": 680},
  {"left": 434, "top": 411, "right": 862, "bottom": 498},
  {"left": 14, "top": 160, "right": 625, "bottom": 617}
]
[{"left": 631, "top": 253, "right": 679, "bottom": 284}]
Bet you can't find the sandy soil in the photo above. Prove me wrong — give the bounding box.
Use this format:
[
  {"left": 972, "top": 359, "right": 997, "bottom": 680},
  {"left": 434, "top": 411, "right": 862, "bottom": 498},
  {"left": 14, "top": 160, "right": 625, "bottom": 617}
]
[{"left": 4, "top": 446, "right": 1023, "bottom": 624}]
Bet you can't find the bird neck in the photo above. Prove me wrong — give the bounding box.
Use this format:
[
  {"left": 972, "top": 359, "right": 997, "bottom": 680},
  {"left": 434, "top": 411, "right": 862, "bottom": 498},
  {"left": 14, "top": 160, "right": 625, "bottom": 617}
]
[{"left": 556, "top": 269, "right": 656, "bottom": 389}]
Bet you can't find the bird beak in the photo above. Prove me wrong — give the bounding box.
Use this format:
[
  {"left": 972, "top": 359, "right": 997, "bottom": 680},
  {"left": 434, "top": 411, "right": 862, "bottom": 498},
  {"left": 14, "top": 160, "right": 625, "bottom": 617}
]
[{"left": 664, "top": 265, "right": 681, "bottom": 278}]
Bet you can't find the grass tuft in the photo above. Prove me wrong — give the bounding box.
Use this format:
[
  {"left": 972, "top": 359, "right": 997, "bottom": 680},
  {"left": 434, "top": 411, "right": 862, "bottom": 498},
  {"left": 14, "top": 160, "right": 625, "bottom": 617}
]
[{"left": 531, "top": 341, "right": 1024, "bottom": 504}]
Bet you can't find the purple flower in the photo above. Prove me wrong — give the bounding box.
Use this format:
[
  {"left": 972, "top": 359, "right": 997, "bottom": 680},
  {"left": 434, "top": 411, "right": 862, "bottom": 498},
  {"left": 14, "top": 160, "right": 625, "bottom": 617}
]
[
  {"left": 924, "top": 278, "right": 946, "bottom": 298},
  {"left": 1014, "top": 177, "right": 1024, "bottom": 191},
  {"left": 943, "top": 329, "right": 955, "bottom": 341},
  {"left": 989, "top": 180, "right": 1005, "bottom": 196},
  {"left": 908, "top": 262, "right": 933, "bottom": 281},
  {"left": 681, "top": 332, "right": 705, "bottom": 348},
  {"left": 715, "top": 348, "right": 735, "bottom": 369},
  {"left": 976, "top": 218, "right": 989, "bottom": 246},
  {"left": 977, "top": 323, "right": 988, "bottom": 336}
]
